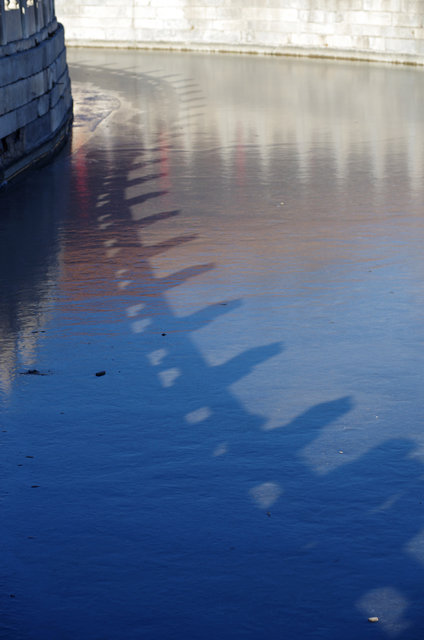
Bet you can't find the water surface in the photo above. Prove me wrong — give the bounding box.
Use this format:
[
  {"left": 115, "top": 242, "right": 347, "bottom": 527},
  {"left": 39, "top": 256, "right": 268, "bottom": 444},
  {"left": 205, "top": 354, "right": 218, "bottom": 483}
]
[{"left": 1, "top": 49, "right": 424, "bottom": 639}]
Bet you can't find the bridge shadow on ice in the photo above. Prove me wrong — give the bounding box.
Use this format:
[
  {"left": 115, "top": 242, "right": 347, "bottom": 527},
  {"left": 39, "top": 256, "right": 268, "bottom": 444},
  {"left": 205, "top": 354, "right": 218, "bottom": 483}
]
[{"left": 1, "top": 57, "right": 424, "bottom": 640}]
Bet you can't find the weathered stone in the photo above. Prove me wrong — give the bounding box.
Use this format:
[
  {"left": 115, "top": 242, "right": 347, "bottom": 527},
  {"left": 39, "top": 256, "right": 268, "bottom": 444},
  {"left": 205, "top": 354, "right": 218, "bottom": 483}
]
[
  {"left": 55, "top": 0, "right": 424, "bottom": 65},
  {"left": 0, "top": 13, "right": 72, "bottom": 183}
]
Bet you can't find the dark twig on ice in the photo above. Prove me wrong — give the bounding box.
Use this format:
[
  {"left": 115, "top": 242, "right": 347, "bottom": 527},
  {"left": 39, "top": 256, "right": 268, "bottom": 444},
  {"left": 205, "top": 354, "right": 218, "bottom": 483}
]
[{"left": 20, "top": 369, "right": 47, "bottom": 376}]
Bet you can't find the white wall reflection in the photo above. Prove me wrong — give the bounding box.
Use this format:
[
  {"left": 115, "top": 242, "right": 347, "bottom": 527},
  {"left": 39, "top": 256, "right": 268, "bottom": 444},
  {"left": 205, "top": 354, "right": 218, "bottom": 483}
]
[{"left": 69, "top": 49, "right": 424, "bottom": 202}]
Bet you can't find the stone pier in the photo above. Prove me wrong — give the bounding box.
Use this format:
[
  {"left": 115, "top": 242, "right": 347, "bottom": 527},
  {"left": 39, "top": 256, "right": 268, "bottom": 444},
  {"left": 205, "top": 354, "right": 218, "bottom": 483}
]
[{"left": 0, "top": 0, "right": 72, "bottom": 184}]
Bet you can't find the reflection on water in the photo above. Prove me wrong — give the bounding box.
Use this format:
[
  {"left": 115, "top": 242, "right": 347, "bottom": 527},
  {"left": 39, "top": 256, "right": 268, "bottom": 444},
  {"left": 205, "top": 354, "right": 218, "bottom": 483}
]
[
  {"left": 68, "top": 50, "right": 424, "bottom": 197},
  {"left": 0, "top": 165, "right": 68, "bottom": 394},
  {"left": 2, "top": 49, "right": 424, "bottom": 639}
]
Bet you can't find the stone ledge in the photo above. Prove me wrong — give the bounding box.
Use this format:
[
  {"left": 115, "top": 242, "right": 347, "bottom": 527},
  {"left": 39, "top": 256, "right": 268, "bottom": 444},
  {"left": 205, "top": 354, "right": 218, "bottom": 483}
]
[{"left": 62, "top": 38, "right": 424, "bottom": 66}]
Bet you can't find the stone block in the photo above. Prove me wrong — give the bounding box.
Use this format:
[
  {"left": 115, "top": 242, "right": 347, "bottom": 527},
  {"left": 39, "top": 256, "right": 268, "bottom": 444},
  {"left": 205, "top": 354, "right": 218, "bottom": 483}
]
[
  {"left": 385, "top": 35, "right": 420, "bottom": 52},
  {"left": 54, "top": 0, "right": 424, "bottom": 65},
  {"left": 326, "top": 34, "right": 354, "bottom": 49},
  {"left": 363, "top": 0, "right": 402, "bottom": 9},
  {"left": 393, "top": 12, "right": 424, "bottom": 26},
  {"left": 0, "top": 110, "right": 18, "bottom": 140}
]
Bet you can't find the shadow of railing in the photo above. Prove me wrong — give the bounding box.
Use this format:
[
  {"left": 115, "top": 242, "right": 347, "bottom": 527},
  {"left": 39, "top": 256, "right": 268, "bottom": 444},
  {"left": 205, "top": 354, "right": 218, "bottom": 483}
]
[
  {"left": 65, "top": 132, "right": 424, "bottom": 638},
  {"left": 68, "top": 58, "right": 424, "bottom": 639},
  {"left": 2, "top": 54, "right": 424, "bottom": 640}
]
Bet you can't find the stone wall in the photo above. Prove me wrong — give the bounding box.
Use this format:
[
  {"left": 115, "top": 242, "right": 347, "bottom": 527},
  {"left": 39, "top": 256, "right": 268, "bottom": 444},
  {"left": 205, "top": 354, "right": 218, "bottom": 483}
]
[
  {"left": 0, "top": 4, "right": 73, "bottom": 184},
  {"left": 55, "top": 0, "right": 424, "bottom": 65}
]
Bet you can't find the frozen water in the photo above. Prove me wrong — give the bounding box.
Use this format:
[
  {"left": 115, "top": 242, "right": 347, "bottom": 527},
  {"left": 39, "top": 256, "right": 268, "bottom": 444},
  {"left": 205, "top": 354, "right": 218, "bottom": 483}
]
[{"left": 1, "top": 49, "right": 424, "bottom": 639}]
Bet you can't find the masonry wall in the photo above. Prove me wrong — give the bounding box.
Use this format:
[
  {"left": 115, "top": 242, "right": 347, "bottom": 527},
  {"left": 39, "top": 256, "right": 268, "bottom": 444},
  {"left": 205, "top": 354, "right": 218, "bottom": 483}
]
[
  {"left": 0, "top": 10, "right": 73, "bottom": 184},
  {"left": 55, "top": 0, "right": 424, "bottom": 65}
]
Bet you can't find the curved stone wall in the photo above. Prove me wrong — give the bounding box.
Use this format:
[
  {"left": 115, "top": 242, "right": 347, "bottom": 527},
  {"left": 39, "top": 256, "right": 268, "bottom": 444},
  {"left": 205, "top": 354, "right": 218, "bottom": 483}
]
[
  {"left": 0, "top": 1, "right": 72, "bottom": 184},
  {"left": 55, "top": 0, "right": 424, "bottom": 65}
]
